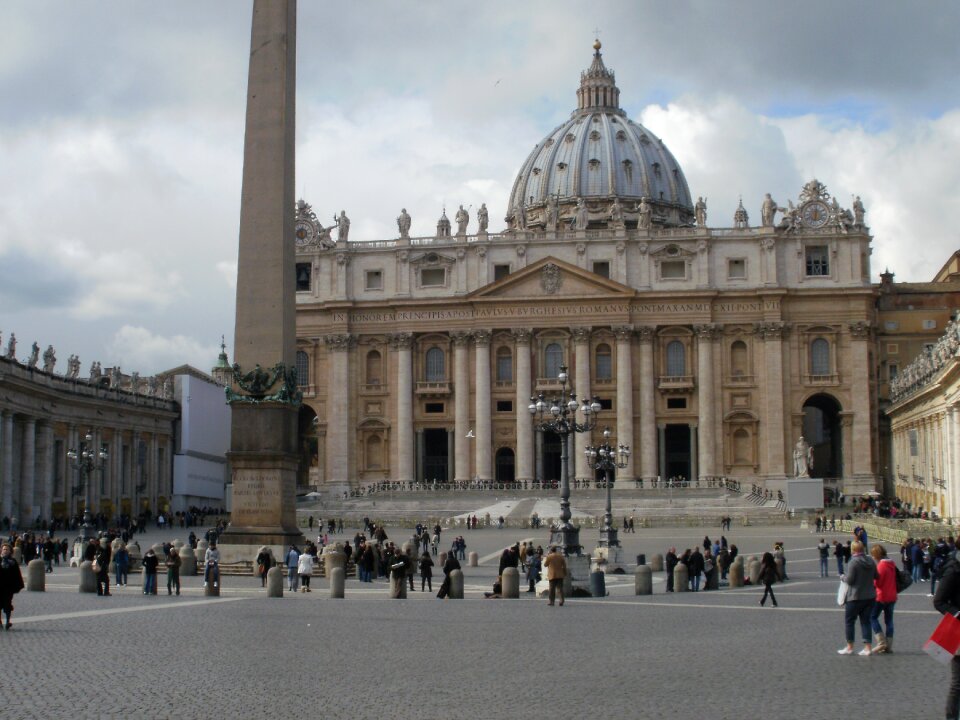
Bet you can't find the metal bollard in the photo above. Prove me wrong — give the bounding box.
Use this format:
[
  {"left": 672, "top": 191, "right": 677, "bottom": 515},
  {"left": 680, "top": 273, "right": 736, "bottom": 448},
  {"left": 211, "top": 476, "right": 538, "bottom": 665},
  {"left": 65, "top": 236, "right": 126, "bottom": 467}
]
[
  {"left": 590, "top": 570, "right": 606, "bottom": 598},
  {"left": 27, "top": 559, "right": 45, "bottom": 592},
  {"left": 673, "top": 562, "right": 689, "bottom": 593},
  {"left": 266, "top": 566, "right": 283, "bottom": 597},
  {"left": 501, "top": 567, "right": 520, "bottom": 598},
  {"left": 79, "top": 560, "right": 97, "bottom": 593},
  {"left": 634, "top": 565, "right": 652, "bottom": 595},
  {"left": 330, "top": 567, "right": 345, "bottom": 598},
  {"left": 449, "top": 569, "right": 464, "bottom": 599}
]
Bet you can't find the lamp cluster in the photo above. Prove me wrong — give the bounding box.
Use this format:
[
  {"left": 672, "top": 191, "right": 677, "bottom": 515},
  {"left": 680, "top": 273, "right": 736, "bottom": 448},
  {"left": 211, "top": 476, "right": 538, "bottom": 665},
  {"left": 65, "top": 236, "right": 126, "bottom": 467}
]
[{"left": 66, "top": 431, "right": 108, "bottom": 541}]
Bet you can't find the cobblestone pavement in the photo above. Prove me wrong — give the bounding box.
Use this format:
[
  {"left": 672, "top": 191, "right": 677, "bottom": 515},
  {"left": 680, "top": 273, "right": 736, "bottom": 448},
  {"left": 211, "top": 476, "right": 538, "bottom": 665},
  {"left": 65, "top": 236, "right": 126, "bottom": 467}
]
[{"left": 3, "top": 523, "right": 943, "bottom": 719}]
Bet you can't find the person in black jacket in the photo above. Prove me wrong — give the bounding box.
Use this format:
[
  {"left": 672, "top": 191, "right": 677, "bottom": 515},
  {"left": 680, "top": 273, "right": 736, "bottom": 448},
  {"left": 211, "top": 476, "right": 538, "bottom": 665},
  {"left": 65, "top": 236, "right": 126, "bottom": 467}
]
[
  {"left": 934, "top": 552, "right": 960, "bottom": 719},
  {"left": 95, "top": 541, "right": 112, "bottom": 596},
  {"left": 437, "top": 551, "right": 461, "bottom": 598},
  {"left": 689, "top": 547, "right": 705, "bottom": 591},
  {"left": 759, "top": 551, "right": 779, "bottom": 607},
  {"left": 0, "top": 543, "right": 24, "bottom": 630},
  {"left": 665, "top": 548, "right": 678, "bottom": 592},
  {"left": 419, "top": 551, "right": 434, "bottom": 592}
]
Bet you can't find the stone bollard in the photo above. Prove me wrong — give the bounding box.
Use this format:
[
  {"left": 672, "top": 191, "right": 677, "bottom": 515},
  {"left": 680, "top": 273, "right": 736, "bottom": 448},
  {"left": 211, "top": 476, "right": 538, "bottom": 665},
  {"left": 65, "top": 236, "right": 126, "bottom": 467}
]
[
  {"left": 323, "top": 547, "right": 346, "bottom": 578},
  {"left": 634, "top": 565, "right": 652, "bottom": 595},
  {"left": 27, "top": 559, "right": 46, "bottom": 592},
  {"left": 448, "top": 569, "right": 464, "bottom": 599},
  {"left": 173, "top": 539, "right": 184, "bottom": 550},
  {"left": 390, "top": 571, "right": 407, "bottom": 599},
  {"left": 502, "top": 567, "right": 520, "bottom": 598},
  {"left": 748, "top": 557, "right": 761, "bottom": 585},
  {"left": 205, "top": 576, "right": 220, "bottom": 597},
  {"left": 728, "top": 557, "right": 744, "bottom": 588},
  {"left": 196, "top": 540, "right": 208, "bottom": 566},
  {"left": 673, "top": 562, "right": 689, "bottom": 593},
  {"left": 774, "top": 556, "right": 785, "bottom": 581},
  {"left": 127, "top": 542, "right": 142, "bottom": 571},
  {"left": 707, "top": 565, "right": 720, "bottom": 590},
  {"left": 266, "top": 566, "right": 283, "bottom": 597},
  {"left": 330, "top": 567, "right": 345, "bottom": 598},
  {"left": 590, "top": 570, "right": 606, "bottom": 598},
  {"left": 650, "top": 553, "right": 664, "bottom": 572},
  {"left": 79, "top": 560, "right": 97, "bottom": 593},
  {"left": 111, "top": 538, "right": 123, "bottom": 554},
  {"left": 469, "top": 551, "right": 478, "bottom": 567},
  {"left": 179, "top": 546, "right": 197, "bottom": 576},
  {"left": 152, "top": 543, "right": 166, "bottom": 560},
  {"left": 439, "top": 551, "right": 448, "bottom": 568}
]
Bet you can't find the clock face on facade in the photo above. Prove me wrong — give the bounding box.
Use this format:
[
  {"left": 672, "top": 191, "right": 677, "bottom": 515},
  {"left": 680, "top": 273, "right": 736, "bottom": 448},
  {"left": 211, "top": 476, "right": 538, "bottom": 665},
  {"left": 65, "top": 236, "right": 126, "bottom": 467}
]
[
  {"left": 801, "top": 200, "right": 830, "bottom": 228},
  {"left": 295, "top": 221, "right": 313, "bottom": 245}
]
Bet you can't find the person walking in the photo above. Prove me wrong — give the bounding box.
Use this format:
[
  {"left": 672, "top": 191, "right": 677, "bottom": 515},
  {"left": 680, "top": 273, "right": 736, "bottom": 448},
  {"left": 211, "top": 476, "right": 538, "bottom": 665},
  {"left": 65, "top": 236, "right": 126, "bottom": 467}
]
[
  {"left": 285, "top": 545, "right": 300, "bottom": 592},
  {"left": 758, "top": 551, "right": 779, "bottom": 607},
  {"left": 818, "top": 538, "right": 830, "bottom": 577},
  {"left": 114, "top": 542, "right": 129, "bottom": 587},
  {"left": 0, "top": 543, "right": 24, "bottom": 630},
  {"left": 544, "top": 546, "right": 567, "bottom": 607},
  {"left": 526, "top": 549, "right": 542, "bottom": 593},
  {"left": 837, "top": 540, "right": 878, "bottom": 656},
  {"left": 256, "top": 547, "right": 271, "bottom": 587},
  {"left": 870, "top": 544, "right": 897, "bottom": 653},
  {"left": 934, "top": 548, "right": 960, "bottom": 718},
  {"left": 689, "top": 547, "right": 704, "bottom": 592},
  {"left": 419, "top": 550, "right": 434, "bottom": 592},
  {"left": 165, "top": 546, "right": 181, "bottom": 596},
  {"left": 94, "top": 540, "right": 112, "bottom": 596},
  {"left": 297, "top": 550, "right": 314, "bottom": 592},
  {"left": 142, "top": 548, "right": 159, "bottom": 595}
]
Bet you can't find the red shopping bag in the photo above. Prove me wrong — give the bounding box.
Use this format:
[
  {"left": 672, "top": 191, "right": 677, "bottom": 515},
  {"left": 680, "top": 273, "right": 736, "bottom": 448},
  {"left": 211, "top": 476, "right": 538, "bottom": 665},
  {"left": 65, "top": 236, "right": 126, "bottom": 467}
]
[{"left": 924, "top": 613, "right": 960, "bottom": 664}]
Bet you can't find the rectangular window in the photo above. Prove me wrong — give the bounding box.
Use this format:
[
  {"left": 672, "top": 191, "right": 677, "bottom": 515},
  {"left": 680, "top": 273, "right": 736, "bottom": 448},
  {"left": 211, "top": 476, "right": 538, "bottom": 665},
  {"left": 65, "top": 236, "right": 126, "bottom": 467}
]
[
  {"left": 888, "top": 363, "right": 898, "bottom": 381},
  {"left": 296, "top": 263, "right": 311, "bottom": 292},
  {"left": 909, "top": 429, "right": 918, "bottom": 457},
  {"left": 667, "top": 397, "right": 687, "bottom": 409},
  {"left": 496, "top": 400, "right": 513, "bottom": 413},
  {"left": 425, "top": 402, "right": 445, "bottom": 414},
  {"left": 365, "top": 270, "right": 383, "bottom": 290},
  {"left": 421, "top": 268, "right": 445, "bottom": 287},
  {"left": 884, "top": 321, "right": 899, "bottom": 332},
  {"left": 727, "top": 258, "right": 746, "bottom": 279},
  {"left": 887, "top": 343, "right": 899, "bottom": 354},
  {"left": 598, "top": 398, "right": 613, "bottom": 411},
  {"left": 660, "top": 260, "right": 686, "bottom": 280},
  {"left": 496, "top": 355, "right": 512, "bottom": 383},
  {"left": 592, "top": 261, "right": 610, "bottom": 279},
  {"left": 923, "top": 319, "right": 937, "bottom": 330},
  {"left": 805, "top": 246, "right": 829, "bottom": 276},
  {"left": 493, "top": 264, "right": 511, "bottom": 282}
]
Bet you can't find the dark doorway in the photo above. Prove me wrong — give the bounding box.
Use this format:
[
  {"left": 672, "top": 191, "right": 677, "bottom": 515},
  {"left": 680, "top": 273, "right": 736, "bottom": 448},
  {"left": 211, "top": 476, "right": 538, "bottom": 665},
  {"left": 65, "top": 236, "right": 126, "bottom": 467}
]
[
  {"left": 665, "top": 424, "right": 691, "bottom": 481},
  {"left": 542, "top": 431, "right": 562, "bottom": 485},
  {"left": 496, "top": 448, "right": 515, "bottom": 483},
  {"left": 802, "top": 394, "right": 843, "bottom": 478},
  {"left": 297, "top": 405, "right": 318, "bottom": 489},
  {"left": 422, "top": 429, "right": 449, "bottom": 482}
]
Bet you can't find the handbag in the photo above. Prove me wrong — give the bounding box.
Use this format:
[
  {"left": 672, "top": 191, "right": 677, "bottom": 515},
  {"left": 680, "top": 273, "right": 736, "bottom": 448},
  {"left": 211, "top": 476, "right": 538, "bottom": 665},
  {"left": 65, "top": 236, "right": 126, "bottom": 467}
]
[
  {"left": 895, "top": 568, "right": 913, "bottom": 593},
  {"left": 91, "top": 560, "right": 101, "bottom": 573},
  {"left": 836, "top": 579, "right": 848, "bottom": 606},
  {"left": 924, "top": 613, "right": 960, "bottom": 664}
]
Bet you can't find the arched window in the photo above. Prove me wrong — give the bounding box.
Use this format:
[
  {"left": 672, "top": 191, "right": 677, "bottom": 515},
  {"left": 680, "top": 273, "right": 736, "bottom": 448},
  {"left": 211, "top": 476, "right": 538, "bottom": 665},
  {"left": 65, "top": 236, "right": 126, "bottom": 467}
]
[
  {"left": 366, "top": 435, "right": 383, "bottom": 469},
  {"left": 366, "top": 350, "right": 382, "bottom": 385},
  {"left": 425, "top": 347, "right": 445, "bottom": 382},
  {"left": 811, "top": 338, "right": 830, "bottom": 375},
  {"left": 666, "top": 341, "right": 685, "bottom": 376},
  {"left": 595, "top": 343, "right": 612, "bottom": 380},
  {"left": 730, "top": 341, "right": 748, "bottom": 377},
  {"left": 295, "top": 350, "right": 309, "bottom": 387},
  {"left": 496, "top": 347, "right": 512, "bottom": 383},
  {"left": 545, "top": 343, "right": 563, "bottom": 378}
]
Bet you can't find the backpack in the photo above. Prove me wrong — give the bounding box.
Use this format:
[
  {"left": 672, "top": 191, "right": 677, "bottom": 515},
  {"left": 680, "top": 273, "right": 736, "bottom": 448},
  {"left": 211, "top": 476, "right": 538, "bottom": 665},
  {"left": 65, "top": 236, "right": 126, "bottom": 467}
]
[{"left": 895, "top": 567, "right": 912, "bottom": 593}]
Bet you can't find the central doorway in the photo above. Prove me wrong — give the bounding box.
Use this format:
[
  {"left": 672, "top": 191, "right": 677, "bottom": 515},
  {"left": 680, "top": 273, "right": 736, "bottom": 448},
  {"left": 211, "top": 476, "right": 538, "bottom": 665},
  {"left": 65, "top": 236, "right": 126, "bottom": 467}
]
[
  {"left": 422, "top": 428, "right": 449, "bottom": 482},
  {"left": 802, "top": 394, "right": 843, "bottom": 478},
  {"left": 542, "top": 430, "right": 562, "bottom": 486},
  {"left": 665, "top": 424, "right": 691, "bottom": 481}
]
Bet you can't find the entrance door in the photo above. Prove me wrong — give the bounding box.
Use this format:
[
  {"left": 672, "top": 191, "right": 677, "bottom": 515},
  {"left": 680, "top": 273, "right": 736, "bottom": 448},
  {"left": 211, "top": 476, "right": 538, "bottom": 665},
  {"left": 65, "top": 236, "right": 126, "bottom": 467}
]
[
  {"left": 542, "top": 431, "right": 562, "bottom": 487},
  {"left": 422, "top": 429, "right": 449, "bottom": 482},
  {"left": 802, "top": 394, "right": 843, "bottom": 478},
  {"left": 495, "top": 448, "right": 515, "bottom": 483},
  {"left": 665, "top": 424, "right": 691, "bottom": 481}
]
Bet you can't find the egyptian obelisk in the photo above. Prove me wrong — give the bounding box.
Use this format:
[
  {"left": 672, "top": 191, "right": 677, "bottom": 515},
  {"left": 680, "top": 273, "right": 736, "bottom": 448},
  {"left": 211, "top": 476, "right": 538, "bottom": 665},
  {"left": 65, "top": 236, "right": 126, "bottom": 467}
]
[{"left": 219, "top": 0, "right": 304, "bottom": 561}]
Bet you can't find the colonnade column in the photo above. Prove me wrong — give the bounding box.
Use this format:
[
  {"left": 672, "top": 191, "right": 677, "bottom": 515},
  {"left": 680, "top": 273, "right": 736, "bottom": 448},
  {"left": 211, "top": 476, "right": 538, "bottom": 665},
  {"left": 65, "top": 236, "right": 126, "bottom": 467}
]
[
  {"left": 452, "top": 331, "right": 471, "bottom": 483},
  {"left": 572, "top": 327, "right": 592, "bottom": 485},
  {"left": 20, "top": 417, "right": 36, "bottom": 521},
  {"left": 758, "top": 322, "right": 787, "bottom": 479},
  {"left": 0, "top": 411, "right": 13, "bottom": 518},
  {"left": 39, "top": 422, "right": 54, "bottom": 523},
  {"left": 949, "top": 408, "right": 960, "bottom": 518},
  {"left": 637, "top": 327, "right": 657, "bottom": 483},
  {"left": 848, "top": 321, "right": 874, "bottom": 485},
  {"left": 695, "top": 324, "right": 717, "bottom": 481},
  {"left": 614, "top": 326, "right": 635, "bottom": 481},
  {"left": 150, "top": 434, "right": 159, "bottom": 512},
  {"left": 112, "top": 430, "right": 123, "bottom": 513},
  {"left": 324, "top": 333, "right": 355, "bottom": 488},
  {"left": 514, "top": 330, "right": 534, "bottom": 484},
  {"left": 392, "top": 333, "right": 414, "bottom": 483},
  {"left": 474, "top": 330, "right": 492, "bottom": 482}
]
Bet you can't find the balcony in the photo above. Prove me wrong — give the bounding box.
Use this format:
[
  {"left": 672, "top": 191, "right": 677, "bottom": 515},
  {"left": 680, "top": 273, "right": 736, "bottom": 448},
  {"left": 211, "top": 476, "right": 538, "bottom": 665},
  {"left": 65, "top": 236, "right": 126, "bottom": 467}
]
[
  {"left": 593, "top": 377, "right": 614, "bottom": 388},
  {"left": 658, "top": 375, "right": 695, "bottom": 393},
  {"left": 535, "top": 377, "right": 564, "bottom": 394},
  {"left": 803, "top": 373, "right": 839, "bottom": 386},
  {"left": 725, "top": 372, "right": 755, "bottom": 386},
  {"left": 360, "top": 382, "right": 389, "bottom": 396},
  {"left": 415, "top": 381, "right": 451, "bottom": 396}
]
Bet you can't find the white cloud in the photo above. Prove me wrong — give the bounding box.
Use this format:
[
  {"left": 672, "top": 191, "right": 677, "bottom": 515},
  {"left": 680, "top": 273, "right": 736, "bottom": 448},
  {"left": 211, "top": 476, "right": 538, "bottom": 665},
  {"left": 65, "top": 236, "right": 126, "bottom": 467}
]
[
  {"left": 106, "top": 325, "right": 219, "bottom": 374},
  {"left": 216, "top": 261, "right": 237, "bottom": 290}
]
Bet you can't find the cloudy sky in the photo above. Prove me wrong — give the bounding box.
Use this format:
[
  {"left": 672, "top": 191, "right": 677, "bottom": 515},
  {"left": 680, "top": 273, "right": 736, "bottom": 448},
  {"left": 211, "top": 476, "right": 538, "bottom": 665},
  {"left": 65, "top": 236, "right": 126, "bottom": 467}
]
[{"left": 1, "top": 1, "right": 958, "bottom": 375}]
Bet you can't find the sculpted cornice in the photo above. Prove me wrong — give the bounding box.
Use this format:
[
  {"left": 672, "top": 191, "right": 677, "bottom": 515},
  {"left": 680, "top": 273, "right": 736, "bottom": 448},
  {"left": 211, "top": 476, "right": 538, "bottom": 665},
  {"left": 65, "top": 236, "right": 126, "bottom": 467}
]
[
  {"left": 324, "top": 334, "right": 357, "bottom": 351},
  {"left": 512, "top": 329, "right": 533, "bottom": 345},
  {"left": 571, "top": 327, "right": 593, "bottom": 344},
  {"left": 473, "top": 330, "right": 492, "bottom": 347},
  {"left": 635, "top": 325, "right": 656, "bottom": 343},
  {"left": 389, "top": 332, "right": 414, "bottom": 350},
  {"left": 613, "top": 325, "right": 634, "bottom": 342}
]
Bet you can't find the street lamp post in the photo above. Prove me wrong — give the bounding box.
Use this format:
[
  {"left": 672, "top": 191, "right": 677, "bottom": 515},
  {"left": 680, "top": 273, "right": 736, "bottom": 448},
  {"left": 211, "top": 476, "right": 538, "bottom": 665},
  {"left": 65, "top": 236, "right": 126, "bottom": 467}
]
[
  {"left": 585, "top": 427, "right": 630, "bottom": 548},
  {"left": 529, "top": 364, "right": 600, "bottom": 556},
  {"left": 67, "top": 431, "right": 109, "bottom": 542}
]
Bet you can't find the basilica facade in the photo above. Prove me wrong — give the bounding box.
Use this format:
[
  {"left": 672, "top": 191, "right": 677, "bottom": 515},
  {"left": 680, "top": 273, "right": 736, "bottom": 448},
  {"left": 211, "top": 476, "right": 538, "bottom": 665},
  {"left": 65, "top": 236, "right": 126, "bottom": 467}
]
[{"left": 294, "top": 42, "right": 878, "bottom": 498}]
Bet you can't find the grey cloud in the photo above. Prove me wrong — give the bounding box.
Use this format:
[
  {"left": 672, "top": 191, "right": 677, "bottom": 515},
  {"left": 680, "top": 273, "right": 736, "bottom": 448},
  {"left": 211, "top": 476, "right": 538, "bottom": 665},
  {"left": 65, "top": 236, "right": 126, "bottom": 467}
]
[{"left": 0, "top": 249, "right": 82, "bottom": 310}]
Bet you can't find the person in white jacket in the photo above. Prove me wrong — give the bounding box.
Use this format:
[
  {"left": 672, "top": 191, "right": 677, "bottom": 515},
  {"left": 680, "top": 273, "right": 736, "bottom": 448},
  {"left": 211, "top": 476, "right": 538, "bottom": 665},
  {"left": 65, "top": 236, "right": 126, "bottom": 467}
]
[{"left": 297, "top": 551, "right": 314, "bottom": 593}]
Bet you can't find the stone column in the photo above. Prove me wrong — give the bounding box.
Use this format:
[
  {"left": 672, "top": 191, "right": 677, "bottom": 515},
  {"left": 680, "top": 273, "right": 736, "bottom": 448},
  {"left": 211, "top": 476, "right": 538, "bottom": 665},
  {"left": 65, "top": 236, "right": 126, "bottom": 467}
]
[
  {"left": 848, "top": 321, "right": 874, "bottom": 483},
  {"left": 131, "top": 431, "right": 141, "bottom": 513},
  {"left": 0, "top": 411, "right": 13, "bottom": 518},
  {"left": 637, "top": 327, "right": 657, "bottom": 482},
  {"left": 453, "top": 332, "right": 471, "bottom": 483},
  {"left": 474, "top": 330, "right": 492, "bottom": 482},
  {"left": 535, "top": 430, "right": 543, "bottom": 485},
  {"left": 20, "top": 417, "right": 36, "bottom": 521},
  {"left": 694, "top": 325, "right": 717, "bottom": 481},
  {"left": 572, "top": 327, "right": 592, "bottom": 485},
  {"left": 392, "top": 333, "right": 414, "bottom": 483},
  {"left": 39, "top": 422, "right": 54, "bottom": 523},
  {"left": 614, "top": 326, "right": 635, "bottom": 481},
  {"left": 514, "top": 330, "right": 534, "bottom": 484},
  {"left": 758, "top": 322, "right": 787, "bottom": 478},
  {"left": 324, "top": 334, "right": 355, "bottom": 488}
]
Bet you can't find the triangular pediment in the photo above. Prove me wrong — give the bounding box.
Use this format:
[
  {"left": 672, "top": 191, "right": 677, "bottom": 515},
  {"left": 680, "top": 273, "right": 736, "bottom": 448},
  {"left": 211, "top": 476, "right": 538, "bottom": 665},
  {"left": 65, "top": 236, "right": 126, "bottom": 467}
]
[{"left": 469, "top": 256, "right": 635, "bottom": 300}]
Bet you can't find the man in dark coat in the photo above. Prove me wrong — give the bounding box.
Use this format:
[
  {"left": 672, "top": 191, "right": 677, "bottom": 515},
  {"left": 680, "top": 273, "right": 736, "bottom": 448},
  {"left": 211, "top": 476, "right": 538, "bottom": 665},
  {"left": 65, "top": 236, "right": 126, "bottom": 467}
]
[
  {"left": 0, "top": 542, "right": 25, "bottom": 629},
  {"left": 665, "top": 548, "right": 678, "bottom": 592},
  {"left": 437, "top": 550, "right": 461, "bottom": 598}
]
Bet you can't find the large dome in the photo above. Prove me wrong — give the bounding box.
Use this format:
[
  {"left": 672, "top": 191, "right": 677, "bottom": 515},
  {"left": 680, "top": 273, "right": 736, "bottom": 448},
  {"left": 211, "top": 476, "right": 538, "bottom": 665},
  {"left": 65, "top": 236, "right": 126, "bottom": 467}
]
[{"left": 507, "top": 41, "right": 694, "bottom": 230}]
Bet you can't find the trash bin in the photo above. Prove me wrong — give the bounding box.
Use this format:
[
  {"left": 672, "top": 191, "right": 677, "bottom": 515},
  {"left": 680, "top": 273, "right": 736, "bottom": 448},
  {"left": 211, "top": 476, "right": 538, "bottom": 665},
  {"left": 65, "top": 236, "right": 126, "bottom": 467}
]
[
  {"left": 636, "top": 553, "right": 646, "bottom": 566},
  {"left": 590, "top": 570, "right": 606, "bottom": 598}
]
